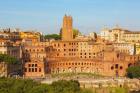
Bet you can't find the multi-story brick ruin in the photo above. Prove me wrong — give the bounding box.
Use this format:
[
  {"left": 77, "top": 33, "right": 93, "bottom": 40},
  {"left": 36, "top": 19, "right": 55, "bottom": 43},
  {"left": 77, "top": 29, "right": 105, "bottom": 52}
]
[
  {"left": 21, "top": 15, "right": 140, "bottom": 78},
  {"left": 1, "top": 15, "right": 138, "bottom": 78}
]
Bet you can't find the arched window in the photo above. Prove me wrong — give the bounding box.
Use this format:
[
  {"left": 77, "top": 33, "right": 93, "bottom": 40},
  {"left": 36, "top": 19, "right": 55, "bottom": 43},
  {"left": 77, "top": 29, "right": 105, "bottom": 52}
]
[
  {"left": 111, "top": 66, "right": 114, "bottom": 70},
  {"left": 128, "top": 63, "right": 132, "bottom": 67},
  {"left": 120, "top": 66, "right": 123, "bottom": 70}
]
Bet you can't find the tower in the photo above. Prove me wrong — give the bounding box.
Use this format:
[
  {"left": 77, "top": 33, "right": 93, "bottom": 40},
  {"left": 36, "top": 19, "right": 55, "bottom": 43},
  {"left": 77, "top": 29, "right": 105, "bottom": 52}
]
[{"left": 61, "top": 15, "right": 73, "bottom": 40}]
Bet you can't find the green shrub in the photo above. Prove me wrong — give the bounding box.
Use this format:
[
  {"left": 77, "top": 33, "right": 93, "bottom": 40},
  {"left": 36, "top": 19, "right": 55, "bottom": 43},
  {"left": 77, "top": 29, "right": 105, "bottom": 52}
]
[{"left": 127, "top": 65, "right": 140, "bottom": 78}]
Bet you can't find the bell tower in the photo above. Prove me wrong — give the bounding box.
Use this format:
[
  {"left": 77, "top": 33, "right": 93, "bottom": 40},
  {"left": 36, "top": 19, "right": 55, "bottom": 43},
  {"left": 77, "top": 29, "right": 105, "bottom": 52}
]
[{"left": 61, "top": 14, "right": 73, "bottom": 40}]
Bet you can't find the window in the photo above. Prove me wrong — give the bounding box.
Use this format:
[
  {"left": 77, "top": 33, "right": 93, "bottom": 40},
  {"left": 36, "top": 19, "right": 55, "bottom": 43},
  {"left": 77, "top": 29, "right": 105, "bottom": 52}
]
[
  {"left": 115, "top": 64, "right": 119, "bottom": 69},
  {"left": 35, "top": 64, "right": 37, "bottom": 67},
  {"left": 29, "top": 68, "right": 31, "bottom": 72},
  {"left": 39, "top": 68, "right": 41, "bottom": 72},
  {"left": 64, "top": 53, "right": 66, "bottom": 56},
  {"left": 120, "top": 66, "right": 123, "bottom": 70},
  {"left": 24, "top": 68, "right": 27, "bottom": 72},
  {"left": 32, "top": 64, "right": 34, "bottom": 67},
  {"left": 28, "top": 64, "right": 31, "bottom": 67},
  {"left": 35, "top": 68, "right": 37, "bottom": 72},
  {"left": 64, "top": 44, "right": 66, "bottom": 47},
  {"left": 111, "top": 66, "right": 114, "bottom": 70},
  {"left": 33, "top": 49, "right": 35, "bottom": 52},
  {"left": 32, "top": 68, "right": 34, "bottom": 72},
  {"left": 117, "top": 54, "right": 119, "bottom": 58},
  {"left": 54, "top": 44, "right": 56, "bottom": 47},
  {"left": 90, "top": 63, "right": 91, "bottom": 65}
]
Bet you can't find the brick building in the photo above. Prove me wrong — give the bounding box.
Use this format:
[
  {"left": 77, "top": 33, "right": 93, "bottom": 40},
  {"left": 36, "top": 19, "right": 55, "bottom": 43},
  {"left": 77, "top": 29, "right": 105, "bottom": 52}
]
[
  {"left": 45, "top": 15, "right": 140, "bottom": 77},
  {"left": 22, "top": 15, "right": 140, "bottom": 77},
  {"left": 23, "top": 42, "right": 49, "bottom": 78}
]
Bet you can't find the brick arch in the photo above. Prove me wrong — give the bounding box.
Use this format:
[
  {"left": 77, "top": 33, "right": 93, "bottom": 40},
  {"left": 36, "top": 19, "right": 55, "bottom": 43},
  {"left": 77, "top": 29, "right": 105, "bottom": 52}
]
[{"left": 128, "top": 63, "right": 132, "bottom": 67}]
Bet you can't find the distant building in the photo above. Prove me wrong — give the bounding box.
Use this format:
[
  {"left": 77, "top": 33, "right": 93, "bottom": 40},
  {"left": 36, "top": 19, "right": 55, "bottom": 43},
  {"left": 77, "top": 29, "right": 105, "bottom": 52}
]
[
  {"left": 113, "top": 43, "right": 135, "bottom": 55},
  {"left": 0, "top": 28, "right": 20, "bottom": 41},
  {"left": 100, "top": 26, "right": 140, "bottom": 43},
  {"left": 19, "top": 31, "right": 42, "bottom": 43},
  {"left": 0, "top": 39, "right": 22, "bottom": 77},
  {"left": 89, "top": 32, "right": 97, "bottom": 40},
  {"left": 0, "top": 39, "right": 21, "bottom": 59},
  {"left": 136, "top": 43, "right": 140, "bottom": 55}
]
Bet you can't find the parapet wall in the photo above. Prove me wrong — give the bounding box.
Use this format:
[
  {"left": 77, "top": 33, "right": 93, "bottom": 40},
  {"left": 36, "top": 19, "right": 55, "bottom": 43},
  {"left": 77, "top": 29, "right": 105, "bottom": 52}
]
[{"left": 79, "top": 78, "right": 140, "bottom": 91}]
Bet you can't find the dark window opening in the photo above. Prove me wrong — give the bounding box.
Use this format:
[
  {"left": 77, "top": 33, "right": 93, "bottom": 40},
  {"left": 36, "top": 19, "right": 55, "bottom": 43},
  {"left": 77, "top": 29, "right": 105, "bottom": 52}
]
[
  {"left": 111, "top": 66, "right": 114, "bottom": 70},
  {"left": 24, "top": 68, "right": 27, "bottom": 72},
  {"left": 35, "top": 68, "right": 37, "bottom": 72},
  {"left": 115, "top": 64, "right": 119, "bottom": 69},
  {"left": 120, "top": 66, "right": 123, "bottom": 70},
  {"left": 39, "top": 68, "right": 41, "bottom": 72}
]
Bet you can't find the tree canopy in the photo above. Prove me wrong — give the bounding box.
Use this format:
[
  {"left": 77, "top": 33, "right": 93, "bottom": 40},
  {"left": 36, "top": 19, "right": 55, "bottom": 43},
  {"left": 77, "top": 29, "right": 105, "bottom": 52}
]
[
  {"left": 51, "top": 80, "right": 80, "bottom": 93},
  {"left": 0, "top": 54, "right": 19, "bottom": 64},
  {"left": 73, "top": 29, "right": 81, "bottom": 38},
  {"left": 44, "top": 34, "right": 61, "bottom": 40},
  {"left": 0, "top": 78, "right": 92, "bottom": 93},
  {"left": 126, "top": 65, "right": 140, "bottom": 78}
]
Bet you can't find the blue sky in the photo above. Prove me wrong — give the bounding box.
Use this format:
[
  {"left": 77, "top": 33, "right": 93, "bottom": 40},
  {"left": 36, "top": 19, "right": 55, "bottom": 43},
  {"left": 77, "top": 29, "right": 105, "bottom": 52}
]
[{"left": 0, "top": 0, "right": 140, "bottom": 34}]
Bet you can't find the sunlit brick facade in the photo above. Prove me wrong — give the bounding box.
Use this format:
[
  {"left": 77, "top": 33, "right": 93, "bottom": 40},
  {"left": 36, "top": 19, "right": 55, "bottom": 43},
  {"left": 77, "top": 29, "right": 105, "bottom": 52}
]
[
  {"left": 62, "top": 15, "right": 73, "bottom": 41},
  {"left": 22, "top": 15, "right": 140, "bottom": 77},
  {"left": 23, "top": 42, "right": 49, "bottom": 78}
]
